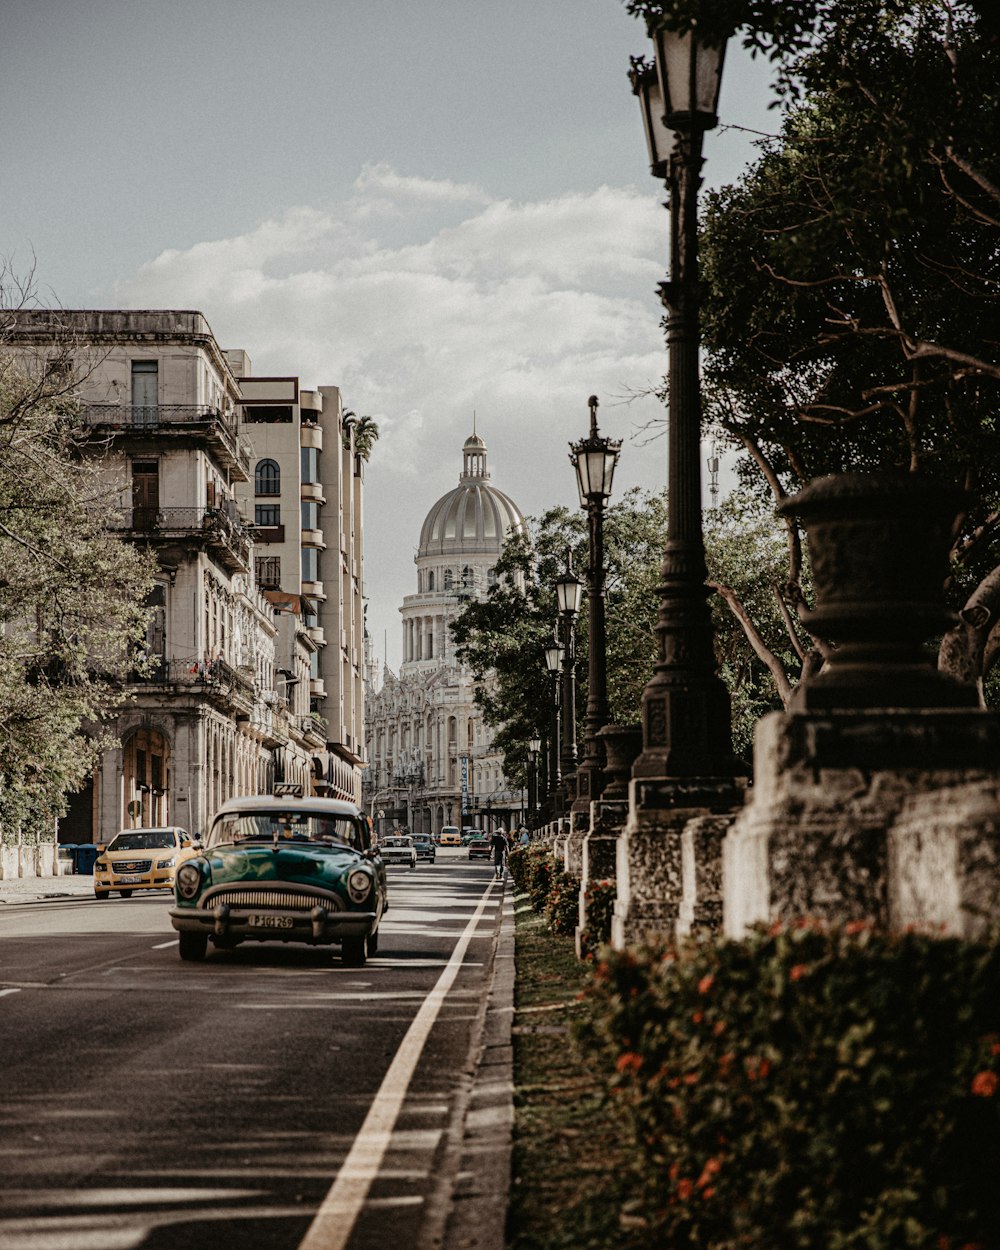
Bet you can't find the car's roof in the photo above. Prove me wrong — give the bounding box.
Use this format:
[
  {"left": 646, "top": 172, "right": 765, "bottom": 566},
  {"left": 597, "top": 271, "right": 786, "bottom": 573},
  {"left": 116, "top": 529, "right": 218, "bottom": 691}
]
[
  {"left": 212, "top": 795, "right": 362, "bottom": 818},
  {"left": 113, "top": 826, "right": 186, "bottom": 835}
]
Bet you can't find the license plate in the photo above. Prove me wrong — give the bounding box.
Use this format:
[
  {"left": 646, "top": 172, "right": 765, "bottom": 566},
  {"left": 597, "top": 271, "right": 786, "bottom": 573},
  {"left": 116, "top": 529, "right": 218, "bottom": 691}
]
[
  {"left": 247, "top": 913, "right": 294, "bottom": 929},
  {"left": 118, "top": 875, "right": 143, "bottom": 884}
]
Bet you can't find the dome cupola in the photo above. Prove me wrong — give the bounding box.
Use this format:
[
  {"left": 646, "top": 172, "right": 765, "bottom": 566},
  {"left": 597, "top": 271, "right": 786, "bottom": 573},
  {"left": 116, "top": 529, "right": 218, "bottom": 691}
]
[{"left": 418, "top": 431, "right": 526, "bottom": 558}]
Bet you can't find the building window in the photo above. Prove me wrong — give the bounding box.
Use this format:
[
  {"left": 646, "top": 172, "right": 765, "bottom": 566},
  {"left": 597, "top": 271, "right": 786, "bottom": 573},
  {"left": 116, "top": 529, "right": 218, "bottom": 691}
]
[
  {"left": 255, "top": 556, "right": 281, "bottom": 589},
  {"left": 427, "top": 571, "right": 435, "bottom": 591},
  {"left": 131, "top": 360, "right": 158, "bottom": 418},
  {"left": 244, "top": 405, "right": 293, "bottom": 423},
  {"left": 301, "top": 500, "right": 319, "bottom": 530},
  {"left": 255, "top": 504, "right": 280, "bottom": 527},
  {"left": 301, "top": 445, "right": 319, "bottom": 485},
  {"left": 301, "top": 547, "right": 319, "bottom": 581},
  {"left": 255, "top": 459, "right": 280, "bottom": 496},
  {"left": 444, "top": 569, "right": 454, "bottom": 590}
]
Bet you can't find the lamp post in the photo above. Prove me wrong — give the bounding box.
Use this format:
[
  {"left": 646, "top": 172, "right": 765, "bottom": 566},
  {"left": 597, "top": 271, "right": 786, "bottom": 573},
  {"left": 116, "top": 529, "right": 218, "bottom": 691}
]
[
  {"left": 555, "top": 555, "right": 584, "bottom": 813},
  {"left": 527, "top": 735, "right": 541, "bottom": 825},
  {"left": 570, "top": 395, "right": 621, "bottom": 811},
  {"left": 628, "top": 28, "right": 741, "bottom": 791},
  {"left": 544, "top": 637, "right": 563, "bottom": 818}
]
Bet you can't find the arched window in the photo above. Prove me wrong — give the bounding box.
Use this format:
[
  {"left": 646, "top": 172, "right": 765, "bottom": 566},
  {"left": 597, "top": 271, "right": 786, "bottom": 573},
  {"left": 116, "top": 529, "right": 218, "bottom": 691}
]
[
  {"left": 428, "top": 571, "right": 435, "bottom": 591},
  {"left": 255, "top": 458, "right": 280, "bottom": 496},
  {"left": 443, "top": 569, "right": 454, "bottom": 590}
]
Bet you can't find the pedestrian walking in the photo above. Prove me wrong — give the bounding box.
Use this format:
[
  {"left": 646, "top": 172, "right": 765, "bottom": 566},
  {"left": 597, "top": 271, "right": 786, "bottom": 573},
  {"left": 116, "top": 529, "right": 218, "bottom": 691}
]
[
  {"left": 490, "top": 827, "right": 508, "bottom": 879},
  {"left": 517, "top": 824, "right": 530, "bottom": 847}
]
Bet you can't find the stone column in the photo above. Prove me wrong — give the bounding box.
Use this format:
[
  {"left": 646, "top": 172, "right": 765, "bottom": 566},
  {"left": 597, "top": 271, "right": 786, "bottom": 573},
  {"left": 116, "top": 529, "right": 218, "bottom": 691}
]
[{"left": 723, "top": 708, "right": 1000, "bottom": 939}]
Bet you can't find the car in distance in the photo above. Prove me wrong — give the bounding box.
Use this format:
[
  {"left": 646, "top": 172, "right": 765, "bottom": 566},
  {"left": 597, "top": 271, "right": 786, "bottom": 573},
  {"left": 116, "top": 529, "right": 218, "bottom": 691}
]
[
  {"left": 467, "top": 834, "right": 492, "bottom": 861},
  {"left": 411, "top": 833, "right": 436, "bottom": 863},
  {"left": 380, "top": 835, "right": 417, "bottom": 869},
  {"left": 439, "top": 826, "right": 462, "bottom": 847},
  {"left": 94, "top": 826, "right": 197, "bottom": 899},
  {"left": 169, "top": 789, "right": 386, "bottom": 966},
  {"left": 461, "top": 828, "right": 481, "bottom": 845}
]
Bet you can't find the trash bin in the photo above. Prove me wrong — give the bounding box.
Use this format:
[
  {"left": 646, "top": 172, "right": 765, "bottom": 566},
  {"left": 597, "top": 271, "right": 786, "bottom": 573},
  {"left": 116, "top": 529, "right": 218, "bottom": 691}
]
[{"left": 71, "top": 844, "right": 99, "bottom": 875}]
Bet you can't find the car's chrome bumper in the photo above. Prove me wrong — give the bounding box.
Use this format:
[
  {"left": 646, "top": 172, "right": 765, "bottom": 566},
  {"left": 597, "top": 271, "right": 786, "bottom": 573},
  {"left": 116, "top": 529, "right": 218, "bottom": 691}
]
[{"left": 169, "top": 904, "right": 377, "bottom": 944}]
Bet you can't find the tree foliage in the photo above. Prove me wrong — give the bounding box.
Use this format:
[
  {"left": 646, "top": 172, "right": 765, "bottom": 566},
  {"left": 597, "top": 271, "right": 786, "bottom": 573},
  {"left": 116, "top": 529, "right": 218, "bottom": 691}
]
[
  {"left": 0, "top": 322, "right": 157, "bottom": 842},
  {"left": 453, "top": 488, "right": 791, "bottom": 777},
  {"left": 626, "top": 0, "right": 1000, "bottom": 694}
]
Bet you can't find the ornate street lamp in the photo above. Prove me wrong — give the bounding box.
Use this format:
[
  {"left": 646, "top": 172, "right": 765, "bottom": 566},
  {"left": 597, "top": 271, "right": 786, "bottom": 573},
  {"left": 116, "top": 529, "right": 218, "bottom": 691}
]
[
  {"left": 628, "top": 23, "right": 741, "bottom": 792},
  {"left": 527, "top": 734, "right": 541, "bottom": 825},
  {"left": 570, "top": 395, "right": 621, "bottom": 812},
  {"left": 555, "top": 555, "right": 584, "bottom": 811},
  {"left": 544, "top": 636, "right": 564, "bottom": 816}
]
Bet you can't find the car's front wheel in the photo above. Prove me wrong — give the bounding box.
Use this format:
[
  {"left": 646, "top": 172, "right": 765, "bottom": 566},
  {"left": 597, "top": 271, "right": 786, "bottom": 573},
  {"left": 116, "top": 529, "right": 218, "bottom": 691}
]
[
  {"left": 94, "top": 891, "right": 108, "bottom": 901},
  {"left": 178, "top": 932, "right": 208, "bottom": 962},
  {"left": 342, "top": 936, "right": 367, "bottom": 967},
  {"left": 119, "top": 890, "right": 133, "bottom": 899}
]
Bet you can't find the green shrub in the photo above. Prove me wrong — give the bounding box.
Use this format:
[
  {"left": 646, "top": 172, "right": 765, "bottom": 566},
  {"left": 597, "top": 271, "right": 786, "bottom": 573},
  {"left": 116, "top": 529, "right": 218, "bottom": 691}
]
[
  {"left": 575, "top": 923, "right": 1000, "bottom": 1250},
  {"left": 579, "top": 877, "right": 616, "bottom": 960},
  {"left": 546, "top": 870, "right": 581, "bottom": 937},
  {"left": 527, "top": 849, "right": 558, "bottom": 913},
  {"left": 506, "top": 843, "right": 533, "bottom": 892}
]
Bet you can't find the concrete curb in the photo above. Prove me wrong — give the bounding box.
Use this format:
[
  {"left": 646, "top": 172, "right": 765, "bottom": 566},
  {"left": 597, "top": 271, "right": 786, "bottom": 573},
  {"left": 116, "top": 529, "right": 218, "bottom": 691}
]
[
  {"left": 441, "top": 877, "right": 515, "bottom": 1249},
  {"left": 0, "top": 875, "right": 94, "bottom": 904}
]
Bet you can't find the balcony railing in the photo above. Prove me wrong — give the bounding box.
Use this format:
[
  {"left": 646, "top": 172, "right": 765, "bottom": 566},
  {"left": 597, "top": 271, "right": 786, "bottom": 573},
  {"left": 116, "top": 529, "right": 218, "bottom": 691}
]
[
  {"left": 108, "top": 507, "right": 253, "bottom": 574},
  {"left": 129, "top": 655, "right": 256, "bottom": 713},
  {"left": 79, "top": 404, "right": 252, "bottom": 478}
]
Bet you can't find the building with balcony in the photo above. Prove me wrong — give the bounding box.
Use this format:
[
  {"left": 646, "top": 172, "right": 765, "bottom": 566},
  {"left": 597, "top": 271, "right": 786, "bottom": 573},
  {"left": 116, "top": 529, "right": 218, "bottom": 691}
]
[
  {"left": 4, "top": 309, "right": 365, "bottom": 841},
  {"left": 364, "top": 432, "right": 526, "bottom": 835},
  {"left": 230, "top": 367, "right": 366, "bottom": 803}
]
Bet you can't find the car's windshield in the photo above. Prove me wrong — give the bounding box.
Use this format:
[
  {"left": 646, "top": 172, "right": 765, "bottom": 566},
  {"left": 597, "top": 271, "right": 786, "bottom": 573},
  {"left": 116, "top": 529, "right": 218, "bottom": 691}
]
[
  {"left": 383, "top": 837, "right": 410, "bottom": 847},
  {"left": 108, "top": 830, "right": 178, "bottom": 851},
  {"left": 208, "top": 812, "right": 364, "bottom": 850}
]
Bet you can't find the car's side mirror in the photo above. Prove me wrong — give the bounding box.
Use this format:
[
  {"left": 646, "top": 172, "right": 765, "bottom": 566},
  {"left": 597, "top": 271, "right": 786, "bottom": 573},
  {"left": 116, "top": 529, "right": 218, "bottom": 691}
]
[{"left": 192, "top": 840, "right": 203, "bottom": 851}]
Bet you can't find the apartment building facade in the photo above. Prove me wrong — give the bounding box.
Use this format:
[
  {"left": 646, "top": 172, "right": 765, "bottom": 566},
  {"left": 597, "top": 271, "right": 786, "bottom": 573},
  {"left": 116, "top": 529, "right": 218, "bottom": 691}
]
[{"left": 5, "top": 309, "right": 365, "bottom": 843}]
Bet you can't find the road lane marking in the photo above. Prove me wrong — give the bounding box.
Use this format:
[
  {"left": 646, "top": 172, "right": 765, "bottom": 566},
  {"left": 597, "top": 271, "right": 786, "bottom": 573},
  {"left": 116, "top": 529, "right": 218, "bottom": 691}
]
[
  {"left": 298, "top": 878, "right": 498, "bottom": 1250},
  {"left": 150, "top": 939, "right": 178, "bottom": 949},
  {"left": 0, "top": 988, "right": 22, "bottom": 998}
]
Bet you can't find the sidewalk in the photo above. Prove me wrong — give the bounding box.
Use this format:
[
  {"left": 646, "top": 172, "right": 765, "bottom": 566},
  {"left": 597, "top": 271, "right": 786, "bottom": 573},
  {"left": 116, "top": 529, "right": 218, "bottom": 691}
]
[{"left": 0, "top": 873, "right": 95, "bottom": 904}]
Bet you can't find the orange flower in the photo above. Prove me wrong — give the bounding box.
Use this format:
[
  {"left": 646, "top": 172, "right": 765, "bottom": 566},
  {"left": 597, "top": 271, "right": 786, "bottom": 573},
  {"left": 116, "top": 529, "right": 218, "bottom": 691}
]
[
  {"left": 676, "top": 1178, "right": 693, "bottom": 1201},
  {"left": 698, "top": 974, "right": 714, "bottom": 994},
  {"left": 701, "top": 1187, "right": 716, "bottom": 1201},
  {"left": 845, "top": 919, "right": 868, "bottom": 935},
  {"left": 683, "top": 1071, "right": 699, "bottom": 1085},
  {"left": 616, "top": 1052, "right": 644, "bottom": 1075},
  {"left": 692, "top": 1010, "right": 704, "bottom": 1024},
  {"left": 713, "top": 1019, "right": 726, "bottom": 1036},
  {"left": 789, "top": 963, "right": 808, "bottom": 981},
  {"left": 697, "top": 1157, "right": 722, "bottom": 1188},
  {"left": 971, "top": 1071, "right": 998, "bottom": 1098},
  {"left": 991, "top": 1042, "right": 1000, "bottom": 1056},
  {"left": 936, "top": 1238, "right": 950, "bottom": 1250}
]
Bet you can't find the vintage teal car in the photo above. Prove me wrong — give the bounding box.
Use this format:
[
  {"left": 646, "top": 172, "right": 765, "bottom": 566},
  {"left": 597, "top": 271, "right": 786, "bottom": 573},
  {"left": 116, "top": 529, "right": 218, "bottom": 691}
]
[{"left": 169, "top": 792, "right": 387, "bottom": 966}]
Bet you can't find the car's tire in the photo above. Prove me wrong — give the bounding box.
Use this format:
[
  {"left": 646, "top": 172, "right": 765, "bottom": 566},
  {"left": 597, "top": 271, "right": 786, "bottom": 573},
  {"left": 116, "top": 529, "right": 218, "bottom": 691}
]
[
  {"left": 94, "top": 891, "right": 108, "bottom": 901},
  {"left": 178, "top": 932, "right": 208, "bottom": 962},
  {"left": 119, "top": 890, "right": 133, "bottom": 899},
  {"left": 366, "top": 929, "right": 379, "bottom": 956},
  {"left": 342, "top": 936, "right": 367, "bottom": 967}
]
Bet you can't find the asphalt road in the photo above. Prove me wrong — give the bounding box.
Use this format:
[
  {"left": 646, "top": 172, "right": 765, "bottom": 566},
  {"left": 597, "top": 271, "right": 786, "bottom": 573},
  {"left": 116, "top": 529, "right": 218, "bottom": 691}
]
[{"left": 0, "top": 849, "right": 508, "bottom": 1250}]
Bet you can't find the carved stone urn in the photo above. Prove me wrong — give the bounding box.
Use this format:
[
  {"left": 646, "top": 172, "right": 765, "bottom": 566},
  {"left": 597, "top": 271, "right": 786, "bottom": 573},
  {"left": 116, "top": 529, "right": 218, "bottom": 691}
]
[
  {"left": 597, "top": 723, "right": 643, "bottom": 799},
  {"left": 778, "top": 472, "right": 978, "bottom": 710}
]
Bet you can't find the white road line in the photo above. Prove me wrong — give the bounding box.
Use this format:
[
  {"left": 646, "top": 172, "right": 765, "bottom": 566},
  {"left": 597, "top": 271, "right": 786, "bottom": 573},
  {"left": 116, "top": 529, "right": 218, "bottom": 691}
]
[
  {"left": 0, "top": 987, "right": 22, "bottom": 998},
  {"left": 297, "top": 878, "right": 498, "bottom": 1250},
  {"left": 151, "top": 939, "right": 178, "bottom": 949}
]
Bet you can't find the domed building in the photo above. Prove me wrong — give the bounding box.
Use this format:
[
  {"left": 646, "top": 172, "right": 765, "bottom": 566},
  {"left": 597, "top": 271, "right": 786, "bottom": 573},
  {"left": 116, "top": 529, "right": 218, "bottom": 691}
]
[{"left": 364, "top": 432, "right": 527, "bottom": 835}]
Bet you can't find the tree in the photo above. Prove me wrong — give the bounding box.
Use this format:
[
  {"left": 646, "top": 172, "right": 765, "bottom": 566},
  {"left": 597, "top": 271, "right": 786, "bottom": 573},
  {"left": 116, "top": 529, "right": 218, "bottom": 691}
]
[
  {"left": 342, "top": 411, "right": 380, "bottom": 461},
  {"left": 626, "top": 0, "right": 1000, "bottom": 697},
  {"left": 0, "top": 314, "right": 157, "bottom": 843},
  {"left": 453, "top": 488, "right": 790, "bottom": 777}
]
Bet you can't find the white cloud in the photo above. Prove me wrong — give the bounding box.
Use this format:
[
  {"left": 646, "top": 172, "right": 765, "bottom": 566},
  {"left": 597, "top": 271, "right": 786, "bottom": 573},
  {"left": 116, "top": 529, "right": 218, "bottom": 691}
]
[{"left": 115, "top": 167, "right": 673, "bottom": 670}]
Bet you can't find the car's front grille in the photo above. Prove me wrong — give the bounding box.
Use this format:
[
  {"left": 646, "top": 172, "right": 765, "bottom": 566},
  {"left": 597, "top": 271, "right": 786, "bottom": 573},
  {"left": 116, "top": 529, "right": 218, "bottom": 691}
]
[
  {"left": 204, "top": 887, "right": 343, "bottom": 912},
  {"left": 113, "top": 860, "right": 152, "bottom": 873}
]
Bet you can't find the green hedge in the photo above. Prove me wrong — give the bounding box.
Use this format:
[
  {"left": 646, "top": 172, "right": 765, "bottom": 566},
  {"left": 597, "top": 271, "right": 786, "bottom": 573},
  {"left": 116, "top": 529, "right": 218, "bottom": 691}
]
[
  {"left": 575, "top": 922, "right": 1000, "bottom": 1249},
  {"left": 579, "top": 877, "right": 616, "bottom": 960}
]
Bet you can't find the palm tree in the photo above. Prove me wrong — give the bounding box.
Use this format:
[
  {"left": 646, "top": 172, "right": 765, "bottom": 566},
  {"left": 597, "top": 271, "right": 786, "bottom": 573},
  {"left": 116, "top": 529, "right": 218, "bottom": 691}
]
[{"left": 342, "top": 410, "right": 379, "bottom": 462}]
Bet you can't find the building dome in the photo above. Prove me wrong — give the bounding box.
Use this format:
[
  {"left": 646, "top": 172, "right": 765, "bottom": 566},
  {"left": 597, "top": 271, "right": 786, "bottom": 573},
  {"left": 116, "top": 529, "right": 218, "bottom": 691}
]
[{"left": 418, "top": 431, "right": 526, "bottom": 558}]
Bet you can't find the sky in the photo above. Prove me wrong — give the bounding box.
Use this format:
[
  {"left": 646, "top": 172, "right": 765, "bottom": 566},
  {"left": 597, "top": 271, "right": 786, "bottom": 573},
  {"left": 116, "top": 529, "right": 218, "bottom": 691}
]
[{"left": 1, "top": 0, "right": 777, "bottom": 674}]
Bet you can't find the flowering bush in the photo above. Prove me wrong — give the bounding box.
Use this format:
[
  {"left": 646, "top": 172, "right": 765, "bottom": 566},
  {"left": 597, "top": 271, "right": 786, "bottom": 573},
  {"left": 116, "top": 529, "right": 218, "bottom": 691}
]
[
  {"left": 506, "top": 843, "right": 535, "bottom": 892},
  {"left": 575, "top": 923, "right": 1000, "bottom": 1249},
  {"left": 527, "top": 848, "right": 558, "bottom": 913},
  {"left": 579, "top": 877, "right": 616, "bottom": 960},
  {"left": 546, "top": 870, "right": 581, "bottom": 937}
]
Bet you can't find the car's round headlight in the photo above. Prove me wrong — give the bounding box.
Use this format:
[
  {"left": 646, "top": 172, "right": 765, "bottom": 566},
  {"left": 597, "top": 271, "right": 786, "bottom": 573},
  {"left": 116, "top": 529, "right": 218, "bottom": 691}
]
[
  {"left": 176, "top": 861, "right": 203, "bottom": 899},
  {"left": 347, "top": 868, "right": 372, "bottom": 904}
]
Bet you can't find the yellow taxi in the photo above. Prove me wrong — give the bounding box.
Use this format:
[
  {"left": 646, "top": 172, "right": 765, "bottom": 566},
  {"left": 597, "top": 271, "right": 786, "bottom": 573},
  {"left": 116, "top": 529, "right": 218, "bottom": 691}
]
[
  {"left": 439, "top": 826, "right": 461, "bottom": 846},
  {"left": 94, "top": 826, "right": 198, "bottom": 899}
]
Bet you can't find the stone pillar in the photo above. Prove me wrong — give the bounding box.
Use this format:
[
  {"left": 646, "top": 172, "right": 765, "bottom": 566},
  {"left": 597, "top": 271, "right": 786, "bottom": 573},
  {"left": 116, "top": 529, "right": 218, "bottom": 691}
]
[
  {"left": 613, "top": 776, "right": 745, "bottom": 949},
  {"left": 723, "top": 709, "right": 1000, "bottom": 939},
  {"left": 677, "top": 811, "right": 737, "bottom": 937}
]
